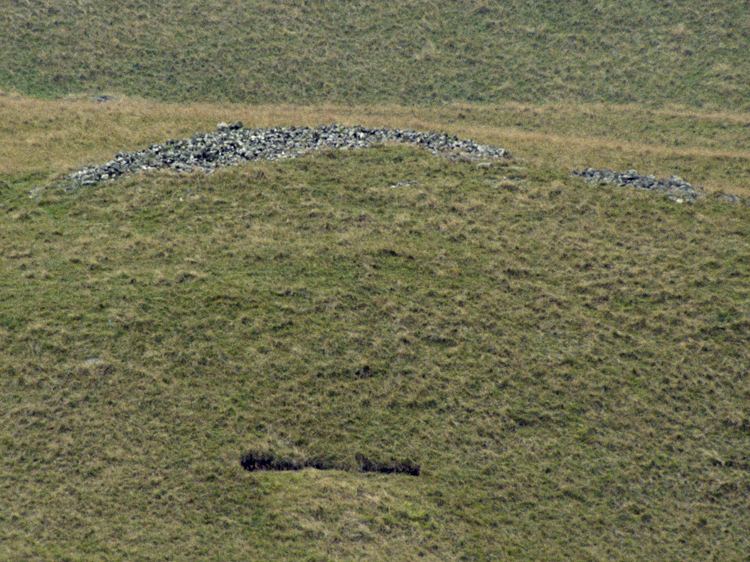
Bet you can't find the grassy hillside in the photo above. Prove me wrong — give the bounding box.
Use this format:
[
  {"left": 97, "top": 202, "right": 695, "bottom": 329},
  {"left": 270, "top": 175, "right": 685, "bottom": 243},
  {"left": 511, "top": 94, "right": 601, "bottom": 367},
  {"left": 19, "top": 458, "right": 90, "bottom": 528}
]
[
  {"left": 2, "top": 2, "right": 749, "bottom": 555},
  {"left": 1, "top": 1, "right": 749, "bottom": 110},
  {"left": 1, "top": 97, "right": 749, "bottom": 559}
]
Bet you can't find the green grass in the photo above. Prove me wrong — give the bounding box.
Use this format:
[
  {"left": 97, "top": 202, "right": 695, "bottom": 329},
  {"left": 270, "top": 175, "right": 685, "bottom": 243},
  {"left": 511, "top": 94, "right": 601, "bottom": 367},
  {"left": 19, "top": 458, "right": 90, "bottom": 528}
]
[
  {"left": 2, "top": 144, "right": 749, "bottom": 559},
  {"left": 1, "top": 1, "right": 749, "bottom": 110},
  {"left": 2, "top": 3, "right": 750, "bottom": 554}
]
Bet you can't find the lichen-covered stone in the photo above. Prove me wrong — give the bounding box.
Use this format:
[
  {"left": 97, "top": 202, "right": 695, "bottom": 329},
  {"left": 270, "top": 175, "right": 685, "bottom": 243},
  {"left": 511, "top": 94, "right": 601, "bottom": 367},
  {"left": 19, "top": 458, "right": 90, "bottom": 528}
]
[
  {"left": 573, "top": 168, "right": 701, "bottom": 202},
  {"left": 64, "top": 123, "right": 510, "bottom": 190}
]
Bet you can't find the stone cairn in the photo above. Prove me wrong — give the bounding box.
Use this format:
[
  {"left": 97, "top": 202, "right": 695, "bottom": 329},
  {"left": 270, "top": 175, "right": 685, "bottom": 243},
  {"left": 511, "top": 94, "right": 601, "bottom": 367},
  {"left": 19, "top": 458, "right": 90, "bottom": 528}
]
[
  {"left": 65, "top": 122, "right": 510, "bottom": 190},
  {"left": 573, "top": 168, "right": 700, "bottom": 202}
]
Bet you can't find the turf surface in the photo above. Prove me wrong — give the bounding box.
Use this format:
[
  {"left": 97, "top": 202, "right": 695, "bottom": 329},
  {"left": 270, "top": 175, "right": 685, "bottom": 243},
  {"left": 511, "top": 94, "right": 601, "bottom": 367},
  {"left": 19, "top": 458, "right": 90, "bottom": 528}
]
[
  {"left": 2, "top": 1, "right": 749, "bottom": 110},
  {"left": 2, "top": 108, "right": 749, "bottom": 557},
  {"left": 2, "top": 1, "right": 750, "bottom": 555}
]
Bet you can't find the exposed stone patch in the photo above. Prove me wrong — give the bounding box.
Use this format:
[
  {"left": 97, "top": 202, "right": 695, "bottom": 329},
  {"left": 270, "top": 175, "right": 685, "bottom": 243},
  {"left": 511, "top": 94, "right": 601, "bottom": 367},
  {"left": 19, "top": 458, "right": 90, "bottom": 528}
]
[
  {"left": 355, "top": 453, "right": 421, "bottom": 476},
  {"left": 573, "top": 168, "right": 701, "bottom": 202},
  {"left": 64, "top": 122, "right": 510, "bottom": 190},
  {"left": 711, "top": 192, "right": 749, "bottom": 206}
]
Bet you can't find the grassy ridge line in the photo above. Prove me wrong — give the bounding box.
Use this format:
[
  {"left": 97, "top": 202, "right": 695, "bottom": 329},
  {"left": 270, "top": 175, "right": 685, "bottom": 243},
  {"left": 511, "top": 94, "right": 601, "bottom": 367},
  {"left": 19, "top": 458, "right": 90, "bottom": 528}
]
[
  {"left": 1, "top": 0, "right": 749, "bottom": 110},
  {"left": 3, "top": 94, "right": 750, "bottom": 196}
]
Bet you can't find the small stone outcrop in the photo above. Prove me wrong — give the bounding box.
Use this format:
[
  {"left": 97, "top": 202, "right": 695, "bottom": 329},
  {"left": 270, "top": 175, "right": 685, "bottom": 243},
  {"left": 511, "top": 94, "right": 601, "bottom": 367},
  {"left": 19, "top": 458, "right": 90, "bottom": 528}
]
[{"left": 573, "top": 168, "right": 701, "bottom": 202}]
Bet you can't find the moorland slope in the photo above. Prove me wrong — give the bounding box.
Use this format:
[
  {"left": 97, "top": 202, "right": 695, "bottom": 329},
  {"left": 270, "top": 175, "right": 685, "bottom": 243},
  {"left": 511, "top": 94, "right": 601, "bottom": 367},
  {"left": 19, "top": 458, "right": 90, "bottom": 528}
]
[
  {"left": 1, "top": 1, "right": 749, "bottom": 559},
  {"left": 1, "top": 0, "right": 749, "bottom": 109},
  {"left": 1, "top": 96, "right": 749, "bottom": 560}
]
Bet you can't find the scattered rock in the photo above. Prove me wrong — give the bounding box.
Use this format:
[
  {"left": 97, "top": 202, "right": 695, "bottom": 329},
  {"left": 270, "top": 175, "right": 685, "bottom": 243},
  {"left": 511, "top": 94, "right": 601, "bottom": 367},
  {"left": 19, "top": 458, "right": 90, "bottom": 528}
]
[
  {"left": 712, "top": 192, "right": 749, "bottom": 205},
  {"left": 356, "top": 453, "right": 421, "bottom": 476},
  {"left": 572, "top": 168, "right": 701, "bottom": 202},
  {"left": 63, "top": 124, "right": 510, "bottom": 191},
  {"left": 389, "top": 180, "right": 418, "bottom": 189}
]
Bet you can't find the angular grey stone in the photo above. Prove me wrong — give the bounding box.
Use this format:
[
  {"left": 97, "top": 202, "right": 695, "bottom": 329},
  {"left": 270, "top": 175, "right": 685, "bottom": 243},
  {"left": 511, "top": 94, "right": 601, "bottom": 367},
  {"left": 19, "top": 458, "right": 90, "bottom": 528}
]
[
  {"left": 572, "top": 168, "right": 701, "bottom": 203},
  {"left": 62, "top": 124, "right": 510, "bottom": 190}
]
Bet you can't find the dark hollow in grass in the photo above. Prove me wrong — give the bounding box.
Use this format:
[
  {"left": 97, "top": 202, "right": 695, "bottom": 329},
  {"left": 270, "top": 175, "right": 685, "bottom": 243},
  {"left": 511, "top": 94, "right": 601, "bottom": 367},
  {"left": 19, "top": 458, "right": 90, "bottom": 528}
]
[
  {"left": 355, "top": 453, "right": 421, "bottom": 476},
  {"left": 240, "top": 451, "right": 338, "bottom": 472},
  {"left": 240, "top": 451, "right": 305, "bottom": 472},
  {"left": 240, "top": 451, "right": 420, "bottom": 476}
]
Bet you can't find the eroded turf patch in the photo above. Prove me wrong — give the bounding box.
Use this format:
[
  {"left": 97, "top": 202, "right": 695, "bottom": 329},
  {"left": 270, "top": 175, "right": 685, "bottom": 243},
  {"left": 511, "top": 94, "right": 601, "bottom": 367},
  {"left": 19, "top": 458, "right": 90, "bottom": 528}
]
[{"left": 240, "top": 451, "right": 420, "bottom": 476}]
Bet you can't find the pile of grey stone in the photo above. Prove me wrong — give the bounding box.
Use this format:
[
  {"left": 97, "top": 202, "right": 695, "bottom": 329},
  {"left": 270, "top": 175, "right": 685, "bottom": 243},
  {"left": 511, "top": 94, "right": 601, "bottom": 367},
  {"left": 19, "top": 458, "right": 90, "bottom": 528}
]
[
  {"left": 65, "top": 122, "right": 509, "bottom": 189},
  {"left": 572, "top": 168, "right": 701, "bottom": 202}
]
